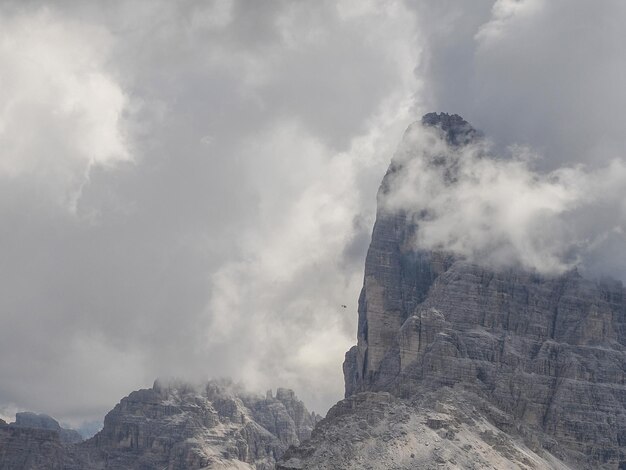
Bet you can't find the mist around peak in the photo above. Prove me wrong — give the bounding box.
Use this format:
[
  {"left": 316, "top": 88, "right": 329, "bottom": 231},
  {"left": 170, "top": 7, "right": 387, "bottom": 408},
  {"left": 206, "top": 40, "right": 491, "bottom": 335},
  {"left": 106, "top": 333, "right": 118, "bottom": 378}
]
[{"left": 381, "top": 114, "right": 626, "bottom": 280}]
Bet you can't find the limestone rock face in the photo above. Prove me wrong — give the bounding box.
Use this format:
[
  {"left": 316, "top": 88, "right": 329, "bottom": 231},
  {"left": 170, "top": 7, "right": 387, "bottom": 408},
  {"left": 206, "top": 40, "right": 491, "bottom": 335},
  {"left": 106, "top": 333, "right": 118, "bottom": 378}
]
[
  {"left": 0, "top": 421, "right": 85, "bottom": 470},
  {"left": 246, "top": 388, "right": 319, "bottom": 447},
  {"left": 0, "top": 425, "right": 64, "bottom": 470},
  {"left": 0, "top": 380, "right": 318, "bottom": 469},
  {"left": 83, "top": 380, "right": 319, "bottom": 470},
  {"left": 13, "top": 412, "right": 83, "bottom": 444},
  {"left": 340, "top": 113, "right": 626, "bottom": 469}
]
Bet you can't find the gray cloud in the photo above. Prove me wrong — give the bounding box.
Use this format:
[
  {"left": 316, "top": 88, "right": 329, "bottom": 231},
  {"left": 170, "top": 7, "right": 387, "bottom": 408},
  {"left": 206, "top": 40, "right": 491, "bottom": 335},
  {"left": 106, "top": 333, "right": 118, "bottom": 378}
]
[
  {"left": 1, "top": 0, "right": 626, "bottom": 430},
  {"left": 411, "top": 0, "right": 626, "bottom": 168},
  {"left": 383, "top": 121, "right": 626, "bottom": 277},
  {"left": 402, "top": 0, "right": 626, "bottom": 279},
  {"left": 0, "top": 0, "right": 420, "bottom": 426}
]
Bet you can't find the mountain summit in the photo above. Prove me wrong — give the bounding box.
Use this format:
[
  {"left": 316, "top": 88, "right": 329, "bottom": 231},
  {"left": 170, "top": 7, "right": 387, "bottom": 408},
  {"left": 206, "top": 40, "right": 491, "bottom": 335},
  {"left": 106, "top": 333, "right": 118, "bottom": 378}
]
[
  {"left": 420, "top": 112, "right": 481, "bottom": 146},
  {"left": 280, "top": 114, "right": 626, "bottom": 469}
]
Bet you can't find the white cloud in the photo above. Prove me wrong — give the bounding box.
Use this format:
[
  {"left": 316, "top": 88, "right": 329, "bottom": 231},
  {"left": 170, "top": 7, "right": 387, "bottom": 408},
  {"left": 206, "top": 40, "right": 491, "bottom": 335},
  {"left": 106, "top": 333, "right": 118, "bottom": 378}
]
[
  {"left": 0, "top": 0, "right": 422, "bottom": 422},
  {"left": 383, "top": 121, "right": 626, "bottom": 276},
  {"left": 3, "top": 0, "right": 625, "bottom": 429},
  {"left": 204, "top": 100, "right": 420, "bottom": 411},
  {"left": 0, "top": 7, "right": 129, "bottom": 209},
  {"left": 475, "top": 0, "right": 543, "bottom": 42},
  {"left": 413, "top": 0, "right": 626, "bottom": 168}
]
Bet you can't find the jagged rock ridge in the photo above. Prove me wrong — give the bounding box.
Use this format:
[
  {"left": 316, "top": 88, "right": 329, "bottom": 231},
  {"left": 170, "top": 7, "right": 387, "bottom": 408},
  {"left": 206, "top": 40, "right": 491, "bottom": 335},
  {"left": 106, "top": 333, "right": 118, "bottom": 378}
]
[{"left": 0, "top": 379, "right": 319, "bottom": 469}]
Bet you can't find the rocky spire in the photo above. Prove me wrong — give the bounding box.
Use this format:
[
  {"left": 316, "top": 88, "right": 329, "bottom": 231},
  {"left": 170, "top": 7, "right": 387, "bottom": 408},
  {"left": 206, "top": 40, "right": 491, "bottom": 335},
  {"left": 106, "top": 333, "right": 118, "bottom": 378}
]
[
  {"left": 342, "top": 113, "right": 626, "bottom": 468},
  {"left": 420, "top": 112, "right": 481, "bottom": 146}
]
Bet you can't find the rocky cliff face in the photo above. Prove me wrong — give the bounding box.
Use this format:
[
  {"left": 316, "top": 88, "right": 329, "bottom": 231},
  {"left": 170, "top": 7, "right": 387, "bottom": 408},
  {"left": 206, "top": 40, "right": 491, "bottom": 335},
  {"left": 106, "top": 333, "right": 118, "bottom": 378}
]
[
  {"left": 0, "top": 380, "right": 319, "bottom": 469},
  {"left": 0, "top": 413, "right": 85, "bottom": 470},
  {"left": 0, "top": 422, "right": 87, "bottom": 470},
  {"left": 83, "top": 379, "right": 319, "bottom": 470},
  {"left": 13, "top": 412, "right": 82, "bottom": 445},
  {"left": 338, "top": 113, "right": 626, "bottom": 469},
  {"left": 0, "top": 424, "right": 65, "bottom": 470}
]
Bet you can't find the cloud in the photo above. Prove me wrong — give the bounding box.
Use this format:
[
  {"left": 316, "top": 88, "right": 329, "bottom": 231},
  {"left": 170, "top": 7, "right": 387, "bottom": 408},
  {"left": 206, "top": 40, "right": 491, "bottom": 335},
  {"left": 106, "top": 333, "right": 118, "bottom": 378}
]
[
  {"left": 0, "top": 7, "right": 130, "bottom": 210},
  {"left": 2, "top": 0, "right": 626, "bottom": 431},
  {"left": 382, "top": 120, "right": 626, "bottom": 277},
  {"left": 411, "top": 0, "right": 626, "bottom": 168},
  {"left": 0, "top": 0, "right": 420, "bottom": 425}
]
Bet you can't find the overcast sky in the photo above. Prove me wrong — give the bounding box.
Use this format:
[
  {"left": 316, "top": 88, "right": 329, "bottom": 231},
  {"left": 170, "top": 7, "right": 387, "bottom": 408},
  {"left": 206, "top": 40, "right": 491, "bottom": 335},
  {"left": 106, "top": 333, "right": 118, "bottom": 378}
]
[{"left": 1, "top": 0, "right": 626, "bottom": 430}]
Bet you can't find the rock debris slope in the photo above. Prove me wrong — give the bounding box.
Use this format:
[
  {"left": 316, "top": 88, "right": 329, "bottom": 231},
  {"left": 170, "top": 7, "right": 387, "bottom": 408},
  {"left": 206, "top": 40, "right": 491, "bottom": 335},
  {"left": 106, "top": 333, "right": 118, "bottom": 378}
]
[{"left": 281, "top": 113, "right": 626, "bottom": 470}]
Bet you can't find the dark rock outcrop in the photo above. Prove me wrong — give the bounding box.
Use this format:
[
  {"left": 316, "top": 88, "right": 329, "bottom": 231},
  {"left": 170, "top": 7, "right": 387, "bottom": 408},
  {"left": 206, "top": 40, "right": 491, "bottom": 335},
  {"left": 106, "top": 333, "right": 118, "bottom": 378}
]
[
  {"left": 0, "top": 413, "right": 85, "bottom": 470},
  {"left": 13, "top": 412, "right": 82, "bottom": 444},
  {"left": 0, "top": 425, "right": 66, "bottom": 470},
  {"left": 0, "top": 421, "right": 86, "bottom": 470}
]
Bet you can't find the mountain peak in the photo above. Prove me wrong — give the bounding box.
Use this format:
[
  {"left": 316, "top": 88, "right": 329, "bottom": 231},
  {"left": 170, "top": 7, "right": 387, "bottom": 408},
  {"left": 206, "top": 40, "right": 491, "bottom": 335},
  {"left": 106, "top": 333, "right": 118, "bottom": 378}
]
[
  {"left": 12, "top": 411, "right": 83, "bottom": 444},
  {"left": 339, "top": 118, "right": 626, "bottom": 469},
  {"left": 420, "top": 111, "right": 480, "bottom": 146},
  {"left": 14, "top": 412, "right": 61, "bottom": 431}
]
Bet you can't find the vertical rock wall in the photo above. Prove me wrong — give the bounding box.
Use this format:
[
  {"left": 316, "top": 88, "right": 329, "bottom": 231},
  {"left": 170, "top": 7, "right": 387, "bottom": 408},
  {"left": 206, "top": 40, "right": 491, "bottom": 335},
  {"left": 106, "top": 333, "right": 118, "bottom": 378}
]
[{"left": 343, "top": 113, "right": 626, "bottom": 467}]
